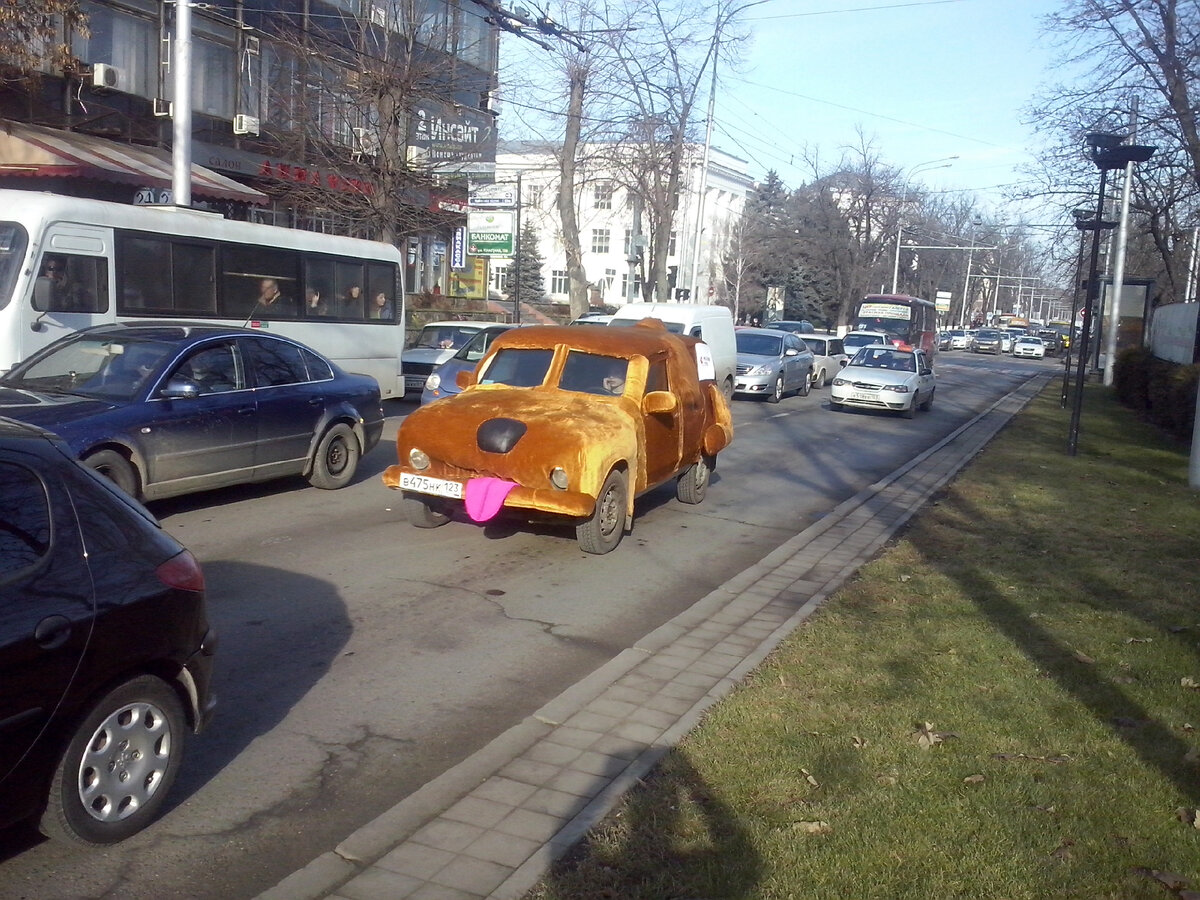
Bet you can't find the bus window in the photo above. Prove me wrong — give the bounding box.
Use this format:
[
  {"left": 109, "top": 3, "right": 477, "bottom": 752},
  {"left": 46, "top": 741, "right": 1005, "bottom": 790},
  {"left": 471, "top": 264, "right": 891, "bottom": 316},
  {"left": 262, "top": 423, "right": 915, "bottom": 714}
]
[
  {"left": 0, "top": 223, "right": 29, "bottom": 312},
  {"left": 119, "top": 236, "right": 216, "bottom": 315},
  {"left": 334, "top": 262, "right": 365, "bottom": 318},
  {"left": 221, "top": 246, "right": 300, "bottom": 319},
  {"left": 303, "top": 258, "right": 336, "bottom": 317},
  {"left": 366, "top": 264, "right": 396, "bottom": 323},
  {"left": 34, "top": 253, "right": 108, "bottom": 313}
]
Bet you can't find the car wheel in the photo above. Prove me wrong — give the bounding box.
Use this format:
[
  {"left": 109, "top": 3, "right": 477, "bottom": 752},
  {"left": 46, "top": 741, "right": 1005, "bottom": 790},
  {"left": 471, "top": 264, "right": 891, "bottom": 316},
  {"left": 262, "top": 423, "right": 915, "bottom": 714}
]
[
  {"left": 42, "top": 675, "right": 185, "bottom": 845},
  {"left": 920, "top": 388, "right": 934, "bottom": 411},
  {"left": 799, "top": 370, "right": 811, "bottom": 397},
  {"left": 721, "top": 376, "right": 734, "bottom": 402},
  {"left": 676, "top": 455, "right": 712, "bottom": 505},
  {"left": 308, "top": 423, "right": 360, "bottom": 490},
  {"left": 766, "top": 375, "right": 784, "bottom": 403},
  {"left": 902, "top": 394, "right": 917, "bottom": 418},
  {"left": 811, "top": 367, "right": 825, "bottom": 390},
  {"left": 403, "top": 493, "right": 450, "bottom": 528},
  {"left": 576, "top": 469, "right": 627, "bottom": 554},
  {"left": 82, "top": 449, "right": 138, "bottom": 498}
]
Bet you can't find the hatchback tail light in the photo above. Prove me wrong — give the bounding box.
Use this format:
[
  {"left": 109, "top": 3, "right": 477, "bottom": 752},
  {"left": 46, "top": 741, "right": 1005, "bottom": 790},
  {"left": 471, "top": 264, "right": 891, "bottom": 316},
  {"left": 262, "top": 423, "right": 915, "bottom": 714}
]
[{"left": 156, "top": 550, "right": 206, "bottom": 593}]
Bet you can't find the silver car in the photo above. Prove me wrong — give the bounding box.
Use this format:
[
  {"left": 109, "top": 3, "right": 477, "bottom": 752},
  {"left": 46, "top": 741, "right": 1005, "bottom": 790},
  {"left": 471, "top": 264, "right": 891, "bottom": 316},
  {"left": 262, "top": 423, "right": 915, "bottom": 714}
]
[{"left": 733, "top": 327, "right": 815, "bottom": 403}]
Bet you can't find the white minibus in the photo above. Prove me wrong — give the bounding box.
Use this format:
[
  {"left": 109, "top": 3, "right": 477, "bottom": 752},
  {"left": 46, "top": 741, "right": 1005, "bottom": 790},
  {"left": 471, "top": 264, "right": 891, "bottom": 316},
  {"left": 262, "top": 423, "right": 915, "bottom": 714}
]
[{"left": 0, "top": 190, "right": 407, "bottom": 397}]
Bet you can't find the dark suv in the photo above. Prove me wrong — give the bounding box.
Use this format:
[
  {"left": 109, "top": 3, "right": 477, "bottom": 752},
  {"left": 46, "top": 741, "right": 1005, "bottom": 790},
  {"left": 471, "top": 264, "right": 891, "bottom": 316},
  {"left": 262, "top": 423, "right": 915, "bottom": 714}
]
[
  {"left": 1037, "top": 330, "right": 1063, "bottom": 355},
  {"left": 971, "top": 329, "right": 1004, "bottom": 354},
  {"left": 0, "top": 418, "right": 216, "bottom": 843}
]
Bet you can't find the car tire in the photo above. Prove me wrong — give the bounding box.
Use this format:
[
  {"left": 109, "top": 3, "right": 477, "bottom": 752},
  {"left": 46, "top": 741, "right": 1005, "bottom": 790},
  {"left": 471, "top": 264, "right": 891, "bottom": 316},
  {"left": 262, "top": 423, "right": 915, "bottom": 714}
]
[
  {"left": 676, "top": 455, "right": 712, "bottom": 505},
  {"left": 766, "top": 375, "right": 784, "bottom": 403},
  {"left": 82, "top": 449, "right": 138, "bottom": 498},
  {"left": 721, "top": 377, "right": 734, "bottom": 402},
  {"left": 799, "top": 370, "right": 811, "bottom": 397},
  {"left": 576, "top": 469, "right": 627, "bottom": 554},
  {"left": 41, "top": 675, "right": 186, "bottom": 845},
  {"left": 403, "top": 493, "right": 450, "bottom": 528},
  {"left": 920, "top": 389, "right": 934, "bottom": 411},
  {"left": 902, "top": 394, "right": 917, "bottom": 418},
  {"left": 811, "top": 368, "right": 825, "bottom": 390},
  {"left": 308, "top": 423, "right": 360, "bottom": 490}
]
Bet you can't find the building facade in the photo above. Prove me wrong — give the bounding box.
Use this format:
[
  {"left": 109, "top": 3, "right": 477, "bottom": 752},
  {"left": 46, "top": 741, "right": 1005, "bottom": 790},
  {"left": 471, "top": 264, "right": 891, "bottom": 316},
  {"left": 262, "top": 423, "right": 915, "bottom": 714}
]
[
  {"left": 492, "top": 141, "right": 754, "bottom": 308},
  {"left": 0, "top": 0, "right": 499, "bottom": 297}
]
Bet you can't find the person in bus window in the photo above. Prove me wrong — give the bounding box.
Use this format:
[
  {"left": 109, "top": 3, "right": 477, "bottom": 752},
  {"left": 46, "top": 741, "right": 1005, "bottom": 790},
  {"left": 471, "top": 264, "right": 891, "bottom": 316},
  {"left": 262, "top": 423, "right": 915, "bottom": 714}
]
[
  {"left": 342, "top": 284, "right": 363, "bottom": 317},
  {"left": 370, "top": 292, "right": 393, "bottom": 320},
  {"left": 306, "top": 287, "right": 330, "bottom": 316},
  {"left": 253, "top": 278, "right": 294, "bottom": 318},
  {"left": 39, "top": 256, "right": 90, "bottom": 311}
]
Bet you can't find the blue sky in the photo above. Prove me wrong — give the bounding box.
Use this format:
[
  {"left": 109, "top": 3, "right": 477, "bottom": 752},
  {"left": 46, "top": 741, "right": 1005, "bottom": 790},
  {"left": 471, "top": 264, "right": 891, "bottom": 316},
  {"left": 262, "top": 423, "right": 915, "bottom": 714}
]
[{"left": 715, "top": 0, "right": 1065, "bottom": 209}]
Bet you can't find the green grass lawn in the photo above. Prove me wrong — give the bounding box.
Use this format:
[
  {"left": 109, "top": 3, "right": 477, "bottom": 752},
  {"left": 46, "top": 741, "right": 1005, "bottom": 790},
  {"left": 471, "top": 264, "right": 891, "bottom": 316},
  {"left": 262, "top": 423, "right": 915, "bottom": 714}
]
[{"left": 528, "top": 384, "right": 1200, "bottom": 900}]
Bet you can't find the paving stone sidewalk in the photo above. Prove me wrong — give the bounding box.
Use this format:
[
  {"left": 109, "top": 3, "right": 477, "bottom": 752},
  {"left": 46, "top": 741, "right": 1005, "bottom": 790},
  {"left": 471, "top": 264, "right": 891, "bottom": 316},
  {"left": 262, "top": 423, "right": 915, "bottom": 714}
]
[{"left": 258, "top": 373, "right": 1053, "bottom": 900}]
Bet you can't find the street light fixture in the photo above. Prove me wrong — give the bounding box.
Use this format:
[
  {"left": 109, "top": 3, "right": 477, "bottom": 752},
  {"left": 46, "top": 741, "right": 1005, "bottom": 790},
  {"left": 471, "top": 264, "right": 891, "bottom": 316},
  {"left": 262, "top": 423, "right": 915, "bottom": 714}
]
[
  {"left": 890, "top": 156, "right": 957, "bottom": 294},
  {"left": 1067, "top": 132, "right": 1157, "bottom": 456}
]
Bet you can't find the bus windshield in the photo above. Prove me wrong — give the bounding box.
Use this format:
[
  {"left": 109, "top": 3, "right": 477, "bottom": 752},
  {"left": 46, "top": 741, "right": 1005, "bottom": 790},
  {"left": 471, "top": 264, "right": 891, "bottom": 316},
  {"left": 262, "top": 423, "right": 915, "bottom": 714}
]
[
  {"left": 0, "top": 223, "right": 29, "bottom": 312},
  {"left": 852, "top": 295, "right": 938, "bottom": 358}
]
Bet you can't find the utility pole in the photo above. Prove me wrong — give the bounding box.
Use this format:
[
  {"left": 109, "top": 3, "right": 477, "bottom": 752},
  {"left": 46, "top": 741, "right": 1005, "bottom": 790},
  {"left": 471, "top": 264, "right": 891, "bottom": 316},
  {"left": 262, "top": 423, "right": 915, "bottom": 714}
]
[{"left": 171, "top": 0, "right": 193, "bottom": 207}]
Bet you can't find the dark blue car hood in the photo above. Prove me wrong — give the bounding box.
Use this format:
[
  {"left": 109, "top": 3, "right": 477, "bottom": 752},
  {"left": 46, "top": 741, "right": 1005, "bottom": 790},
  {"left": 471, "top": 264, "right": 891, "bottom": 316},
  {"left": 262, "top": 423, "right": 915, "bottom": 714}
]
[{"left": 0, "top": 386, "right": 117, "bottom": 429}]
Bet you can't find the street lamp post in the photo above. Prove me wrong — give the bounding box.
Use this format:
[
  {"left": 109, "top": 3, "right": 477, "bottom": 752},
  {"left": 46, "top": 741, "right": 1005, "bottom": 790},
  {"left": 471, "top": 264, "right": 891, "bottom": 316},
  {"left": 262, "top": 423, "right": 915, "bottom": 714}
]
[
  {"left": 959, "top": 217, "right": 982, "bottom": 328},
  {"left": 1062, "top": 208, "right": 1102, "bottom": 407},
  {"left": 1067, "top": 132, "right": 1156, "bottom": 456},
  {"left": 890, "top": 157, "right": 957, "bottom": 294}
]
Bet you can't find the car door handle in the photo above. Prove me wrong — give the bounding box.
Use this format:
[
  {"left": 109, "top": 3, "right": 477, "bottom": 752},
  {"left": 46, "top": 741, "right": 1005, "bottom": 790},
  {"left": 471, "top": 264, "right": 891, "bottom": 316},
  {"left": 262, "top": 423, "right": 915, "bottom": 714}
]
[
  {"left": 34, "top": 615, "right": 72, "bottom": 650},
  {"left": 237, "top": 405, "right": 255, "bottom": 415},
  {"left": 308, "top": 397, "right": 324, "bottom": 406}
]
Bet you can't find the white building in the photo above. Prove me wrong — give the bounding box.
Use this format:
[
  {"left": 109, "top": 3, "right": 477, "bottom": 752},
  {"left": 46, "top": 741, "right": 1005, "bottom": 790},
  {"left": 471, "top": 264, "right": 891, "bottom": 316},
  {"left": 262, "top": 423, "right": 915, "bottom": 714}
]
[{"left": 491, "top": 141, "right": 754, "bottom": 308}]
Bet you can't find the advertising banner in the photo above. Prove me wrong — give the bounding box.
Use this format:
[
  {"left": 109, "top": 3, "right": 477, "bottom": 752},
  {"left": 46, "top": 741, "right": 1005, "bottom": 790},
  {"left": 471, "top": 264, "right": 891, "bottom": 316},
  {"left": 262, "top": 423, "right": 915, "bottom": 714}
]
[{"left": 468, "top": 210, "right": 515, "bottom": 256}]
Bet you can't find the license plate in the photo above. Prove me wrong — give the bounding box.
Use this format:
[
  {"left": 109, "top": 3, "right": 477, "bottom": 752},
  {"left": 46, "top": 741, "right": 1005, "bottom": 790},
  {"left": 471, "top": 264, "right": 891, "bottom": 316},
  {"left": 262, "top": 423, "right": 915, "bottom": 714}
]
[
  {"left": 851, "top": 391, "right": 876, "bottom": 402},
  {"left": 399, "top": 472, "right": 463, "bottom": 499}
]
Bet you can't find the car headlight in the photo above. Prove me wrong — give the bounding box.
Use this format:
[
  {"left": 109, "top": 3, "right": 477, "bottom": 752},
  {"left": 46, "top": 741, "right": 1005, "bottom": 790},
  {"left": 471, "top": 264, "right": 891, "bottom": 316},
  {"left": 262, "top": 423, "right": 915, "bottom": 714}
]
[
  {"left": 881, "top": 384, "right": 910, "bottom": 393},
  {"left": 425, "top": 373, "right": 441, "bottom": 391},
  {"left": 549, "top": 467, "right": 569, "bottom": 490},
  {"left": 747, "top": 363, "right": 771, "bottom": 376},
  {"left": 832, "top": 377, "right": 848, "bottom": 386},
  {"left": 409, "top": 448, "right": 430, "bottom": 469}
]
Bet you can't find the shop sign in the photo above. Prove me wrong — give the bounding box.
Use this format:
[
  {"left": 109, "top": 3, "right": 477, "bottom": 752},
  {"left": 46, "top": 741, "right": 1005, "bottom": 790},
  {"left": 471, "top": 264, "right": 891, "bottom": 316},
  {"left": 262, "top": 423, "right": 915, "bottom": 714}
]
[
  {"left": 410, "top": 100, "right": 496, "bottom": 163},
  {"left": 451, "top": 226, "right": 467, "bottom": 269},
  {"left": 467, "top": 210, "right": 515, "bottom": 256},
  {"left": 193, "top": 141, "right": 377, "bottom": 196}
]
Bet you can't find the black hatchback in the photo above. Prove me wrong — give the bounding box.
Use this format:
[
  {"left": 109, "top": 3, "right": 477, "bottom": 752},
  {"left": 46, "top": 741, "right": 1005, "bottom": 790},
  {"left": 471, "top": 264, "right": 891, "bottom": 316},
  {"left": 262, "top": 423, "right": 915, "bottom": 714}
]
[
  {"left": 0, "top": 322, "right": 384, "bottom": 502},
  {"left": 0, "top": 418, "right": 216, "bottom": 843}
]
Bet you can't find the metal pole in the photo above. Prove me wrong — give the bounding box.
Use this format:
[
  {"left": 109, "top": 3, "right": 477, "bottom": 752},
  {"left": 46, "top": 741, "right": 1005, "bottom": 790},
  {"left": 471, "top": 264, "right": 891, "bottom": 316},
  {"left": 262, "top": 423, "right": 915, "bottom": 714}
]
[
  {"left": 1068, "top": 166, "right": 1110, "bottom": 456},
  {"left": 1102, "top": 157, "right": 1135, "bottom": 385},
  {"left": 171, "top": 0, "right": 193, "bottom": 207},
  {"left": 1061, "top": 224, "right": 1088, "bottom": 406},
  {"left": 687, "top": 49, "right": 718, "bottom": 303},
  {"left": 513, "top": 171, "right": 522, "bottom": 324}
]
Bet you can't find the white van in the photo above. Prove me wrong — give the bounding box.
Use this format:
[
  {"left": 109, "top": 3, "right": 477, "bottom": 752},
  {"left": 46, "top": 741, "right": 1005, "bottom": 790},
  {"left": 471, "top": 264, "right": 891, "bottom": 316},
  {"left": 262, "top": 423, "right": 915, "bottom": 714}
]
[{"left": 608, "top": 303, "right": 736, "bottom": 398}]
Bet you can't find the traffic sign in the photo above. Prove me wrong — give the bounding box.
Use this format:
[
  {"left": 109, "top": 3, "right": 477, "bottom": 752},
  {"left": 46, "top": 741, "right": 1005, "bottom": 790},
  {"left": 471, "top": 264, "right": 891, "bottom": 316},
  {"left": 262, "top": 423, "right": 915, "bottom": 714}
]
[{"left": 469, "top": 182, "right": 517, "bottom": 209}]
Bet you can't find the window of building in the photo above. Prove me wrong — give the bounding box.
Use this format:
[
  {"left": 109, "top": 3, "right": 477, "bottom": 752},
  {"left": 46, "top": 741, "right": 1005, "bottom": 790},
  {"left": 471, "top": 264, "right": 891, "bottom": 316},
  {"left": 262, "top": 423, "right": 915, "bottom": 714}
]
[
  {"left": 526, "top": 184, "right": 544, "bottom": 208},
  {"left": 594, "top": 182, "right": 613, "bottom": 209},
  {"left": 623, "top": 229, "right": 633, "bottom": 256},
  {"left": 668, "top": 231, "right": 677, "bottom": 256},
  {"left": 491, "top": 263, "right": 510, "bottom": 294},
  {"left": 191, "top": 36, "right": 235, "bottom": 119},
  {"left": 551, "top": 269, "right": 569, "bottom": 294},
  {"left": 72, "top": 1, "right": 156, "bottom": 98},
  {"left": 591, "top": 229, "right": 610, "bottom": 255},
  {"left": 454, "top": 1, "right": 495, "bottom": 70}
]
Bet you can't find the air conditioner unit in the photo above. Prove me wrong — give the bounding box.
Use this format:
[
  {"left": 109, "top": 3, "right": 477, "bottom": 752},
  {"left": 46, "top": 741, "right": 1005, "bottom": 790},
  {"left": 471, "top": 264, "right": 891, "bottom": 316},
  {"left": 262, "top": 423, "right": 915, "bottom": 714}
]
[
  {"left": 152, "top": 97, "right": 173, "bottom": 117},
  {"left": 244, "top": 35, "right": 260, "bottom": 56},
  {"left": 233, "top": 114, "right": 260, "bottom": 136},
  {"left": 92, "top": 63, "right": 122, "bottom": 90}
]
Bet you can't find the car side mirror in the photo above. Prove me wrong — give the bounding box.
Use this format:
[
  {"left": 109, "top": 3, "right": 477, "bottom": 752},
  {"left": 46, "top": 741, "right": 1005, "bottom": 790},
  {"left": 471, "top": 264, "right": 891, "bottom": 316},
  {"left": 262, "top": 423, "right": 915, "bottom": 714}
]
[
  {"left": 161, "top": 378, "right": 201, "bottom": 400},
  {"left": 839, "top": 358, "right": 849, "bottom": 368},
  {"left": 642, "top": 390, "right": 677, "bottom": 414},
  {"left": 784, "top": 348, "right": 799, "bottom": 357},
  {"left": 456, "top": 370, "right": 477, "bottom": 390}
]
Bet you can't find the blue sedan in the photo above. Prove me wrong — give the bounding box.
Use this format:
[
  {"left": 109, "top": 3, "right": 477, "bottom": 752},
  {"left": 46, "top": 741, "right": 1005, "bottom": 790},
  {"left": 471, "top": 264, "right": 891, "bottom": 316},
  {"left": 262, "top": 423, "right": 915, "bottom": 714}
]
[
  {"left": 0, "top": 322, "right": 383, "bottom": 501},
  {"left": 421, "top": 323, "right": 516, "bottom": 405}
]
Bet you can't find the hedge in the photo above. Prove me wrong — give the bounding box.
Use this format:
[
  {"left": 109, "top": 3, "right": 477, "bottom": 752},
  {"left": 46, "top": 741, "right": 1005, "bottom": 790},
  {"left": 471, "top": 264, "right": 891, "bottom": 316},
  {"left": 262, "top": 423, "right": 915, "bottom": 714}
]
[{"left": 1113, "top": 346, "right": 1198, "bottom": 441}]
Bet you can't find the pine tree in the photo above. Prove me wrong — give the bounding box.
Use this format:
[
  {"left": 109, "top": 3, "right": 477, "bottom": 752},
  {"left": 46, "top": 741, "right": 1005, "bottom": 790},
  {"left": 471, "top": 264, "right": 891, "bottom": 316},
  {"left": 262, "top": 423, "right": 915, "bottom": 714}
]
[{"left": 510, "top": 221, "right": 547, "bottom": 304}]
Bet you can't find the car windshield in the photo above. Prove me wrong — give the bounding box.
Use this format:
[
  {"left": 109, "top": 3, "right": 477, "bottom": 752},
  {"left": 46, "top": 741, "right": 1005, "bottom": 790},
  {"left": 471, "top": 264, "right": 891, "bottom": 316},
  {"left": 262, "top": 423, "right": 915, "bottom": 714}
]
[
  {"left": 3, "top": 335, "right": 174, "bottom": 400},
  {"left": 478, "top": 348, "right": 554, "bottom": 387},
  {"left": 850, "top": 347, "right": 916, "bottom": 371},
  {"left": 844, "top": 334, "right": 887, "bottom": 351},
  {"left": 454, "top": 328, "right": 505, "bottom": 363},
  {"left": 736, "top": 332, "right": 783, "bottom": 357},
  {"left": 412, "top": 324, "right": 479, "bottom": 351}
]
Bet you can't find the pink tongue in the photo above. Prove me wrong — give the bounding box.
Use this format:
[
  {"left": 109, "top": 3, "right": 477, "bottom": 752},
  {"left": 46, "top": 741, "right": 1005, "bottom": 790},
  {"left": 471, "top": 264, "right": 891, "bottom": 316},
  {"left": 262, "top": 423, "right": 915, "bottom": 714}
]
[{"left": 464, "top": 477, "right": 518, "bottom": 522}]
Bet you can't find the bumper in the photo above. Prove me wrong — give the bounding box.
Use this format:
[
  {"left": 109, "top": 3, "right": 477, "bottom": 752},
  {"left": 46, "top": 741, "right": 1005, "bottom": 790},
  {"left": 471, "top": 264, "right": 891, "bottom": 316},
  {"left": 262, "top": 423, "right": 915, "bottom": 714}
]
[
  {"left": 733, "top": 374, "right": 775, "bottom": 396},
  {"left": 182, "top": 626, "right": 218, "bottom": 734},
  {"left": 830, "top": 388, "right": 911, "bottom": 412},
  {"left": 382, "top": 466, "right": 597, "bottom": 519}
]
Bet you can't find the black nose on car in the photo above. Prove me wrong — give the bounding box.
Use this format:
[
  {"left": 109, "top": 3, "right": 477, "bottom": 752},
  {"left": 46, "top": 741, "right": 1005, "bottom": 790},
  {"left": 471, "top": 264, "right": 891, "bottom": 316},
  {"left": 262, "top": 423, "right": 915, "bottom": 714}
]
[{"left": 477, "top": 417, "right": 527, "bottom": 454}]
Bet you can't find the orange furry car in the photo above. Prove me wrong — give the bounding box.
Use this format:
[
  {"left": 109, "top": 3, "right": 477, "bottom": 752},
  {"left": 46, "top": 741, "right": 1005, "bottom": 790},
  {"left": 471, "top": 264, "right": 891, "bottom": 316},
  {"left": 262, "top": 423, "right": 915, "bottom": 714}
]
[{"left": 383, "top": 320, "right": 733, "bottom": 553}]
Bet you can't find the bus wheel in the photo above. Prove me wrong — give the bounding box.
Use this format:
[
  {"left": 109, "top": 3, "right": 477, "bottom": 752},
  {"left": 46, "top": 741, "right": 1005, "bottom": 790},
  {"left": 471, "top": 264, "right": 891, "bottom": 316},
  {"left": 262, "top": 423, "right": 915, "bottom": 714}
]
[
  {"left": 83, "top": 450, "right": 138, "bottom": 498},
  {"left": 309, "top": 424, "right": 360, "bottom": 489}
]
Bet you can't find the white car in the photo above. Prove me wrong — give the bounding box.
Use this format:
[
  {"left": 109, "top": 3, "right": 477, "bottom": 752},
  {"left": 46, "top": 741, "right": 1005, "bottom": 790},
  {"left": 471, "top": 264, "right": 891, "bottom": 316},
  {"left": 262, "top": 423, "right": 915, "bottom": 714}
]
[
  {"left": 830, "top": 344, "right": 936, "bottom": 418},
  {"left": 1012, "top": 336, "right": 1046, "bottom": 359},
  {"left": 402, "top": 320, "right": 490, "bottom": 395},
  {"left": 947, "top": 329, "right": 970, "bottom": 350},
  {"left": 797, "top": 333, "right": 848, "bottom": 388}
]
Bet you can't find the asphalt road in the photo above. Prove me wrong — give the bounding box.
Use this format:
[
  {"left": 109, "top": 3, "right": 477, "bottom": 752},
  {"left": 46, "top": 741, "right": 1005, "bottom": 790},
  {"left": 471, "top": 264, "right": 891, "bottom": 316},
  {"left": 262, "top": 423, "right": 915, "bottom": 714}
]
[{"left": 0, "top": 351, "right": 1060, "bottom": 900}]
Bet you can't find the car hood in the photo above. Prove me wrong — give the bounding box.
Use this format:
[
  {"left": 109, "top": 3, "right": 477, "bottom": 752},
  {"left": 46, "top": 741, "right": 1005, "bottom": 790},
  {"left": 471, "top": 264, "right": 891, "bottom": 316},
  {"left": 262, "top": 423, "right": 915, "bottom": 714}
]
[
  {"left": 403, "top": 347, "right": 456, "bottom": 367},
  {"left": 736, "top": 352, "right": 781, "bottom": 367},
  {"left": 0, "top": 385, "right": 117, "bottom": 429},
  {"left": 837, "top": 366, "right": 919, "bottom": 386},
  {"left": 397, "top": 384, "right": 639, "bottom": 493}
]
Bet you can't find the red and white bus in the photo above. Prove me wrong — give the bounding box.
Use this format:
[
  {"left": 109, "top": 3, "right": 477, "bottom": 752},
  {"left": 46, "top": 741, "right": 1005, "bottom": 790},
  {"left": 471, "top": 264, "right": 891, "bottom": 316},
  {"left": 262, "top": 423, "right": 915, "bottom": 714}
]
[{"left": 852, "top": 294, "right": 939, "bottom": 358}]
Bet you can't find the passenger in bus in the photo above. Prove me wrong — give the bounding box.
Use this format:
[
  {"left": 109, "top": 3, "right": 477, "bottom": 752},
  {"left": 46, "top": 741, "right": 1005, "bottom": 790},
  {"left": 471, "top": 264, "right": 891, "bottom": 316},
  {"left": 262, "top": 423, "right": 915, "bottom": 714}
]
[
  {"left": 306, "top": 287, "right": 331, "bottom": 316},
  {"left": 39, "top": 255, "right": 91, "bottom": 311},
  {"left": 342, "top": 284, "right": 363, "bottom": 317},
  {"left": 370, "top": 292, "right": 393, "bottom": 320},
  {"left": 253, "top": 278, "right": 295, "bottom": 317}
]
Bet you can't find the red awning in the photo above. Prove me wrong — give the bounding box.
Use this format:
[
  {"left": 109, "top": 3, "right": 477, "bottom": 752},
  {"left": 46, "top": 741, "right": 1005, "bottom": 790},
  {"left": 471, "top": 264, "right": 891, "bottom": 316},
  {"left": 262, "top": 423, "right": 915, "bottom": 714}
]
[{"left": 0, "top": 119, "right": 266, "bottom": 205}]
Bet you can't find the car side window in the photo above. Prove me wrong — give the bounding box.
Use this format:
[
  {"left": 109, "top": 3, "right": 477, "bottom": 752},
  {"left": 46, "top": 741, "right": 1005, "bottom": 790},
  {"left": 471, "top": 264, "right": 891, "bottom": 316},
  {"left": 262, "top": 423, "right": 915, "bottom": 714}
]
[
  {"left": 171, "top": 342, "right": 241, "bottom": 394},
  {"left": 248, "top": 337, "right": 308, "bottom": 387},
  {"left": 0, "top": 461, "right": 51, "bottom": 581},
  {"left": 831, "top": 340, "right": 843, "bottom": 355},
  {"left": 300, "top": 347, "right": 333, "bottom": 382}
]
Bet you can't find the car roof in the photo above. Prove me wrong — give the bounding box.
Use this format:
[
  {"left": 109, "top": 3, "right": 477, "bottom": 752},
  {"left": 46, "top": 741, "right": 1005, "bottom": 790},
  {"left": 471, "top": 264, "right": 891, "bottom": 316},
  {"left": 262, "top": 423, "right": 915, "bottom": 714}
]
[
  {"left": 72, "top": 321, "right": 264, "bottom": 341},
  {"left": 0, "top": 416, "right": 59, "bottom": 442},
  {"left": 417, "top": 320, "right": 488, "bottom": 329},
  {"left": 490, "top": 320, "right": 696, "bottom": 360}
]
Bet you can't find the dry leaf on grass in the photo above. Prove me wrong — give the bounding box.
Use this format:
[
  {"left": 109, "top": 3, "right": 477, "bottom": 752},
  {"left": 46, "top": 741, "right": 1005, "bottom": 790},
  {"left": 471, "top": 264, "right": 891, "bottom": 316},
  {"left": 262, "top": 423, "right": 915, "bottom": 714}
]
[
  {"left": 792, "top": 821, "right": 832, "bottom": 835},
  {"left": 1134, "top": 867, "right": 1191, "bottom": 890},
  {"left": 899, "top": 574, "right": 911, "bottom": 583},
  {"left": 876, "top": 774, "right": 898, "bottom": 786},
  {"left": 914, "top": 722, "right": 942, "bottom": 749},
  {"left": 800, "top": 768, "right": 819, "bottom": 787},
  {"left": 1072, "top": 650, "right": 1096, "bottom": 664},
  {"left": 992, "top": 753, "right": 1072, "bottom": 764},
  {"left": 1051, "top": 839, "right": 1074, "bottom": 860},
  {"left": 1124, "top": 637, "right": 1153, "bottom": 644},
  {"left": 963, "top": 774, "right": 985, "bottom": 785},
  {"left": 1178, "top": 808, "right": 1200, "bottom": 828},
  {"left": 851, "top": 735, "right": 867, "bottom": 750},
  {"left": 1182, "top": 677, "right": 1200, "bottom": 690}
]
